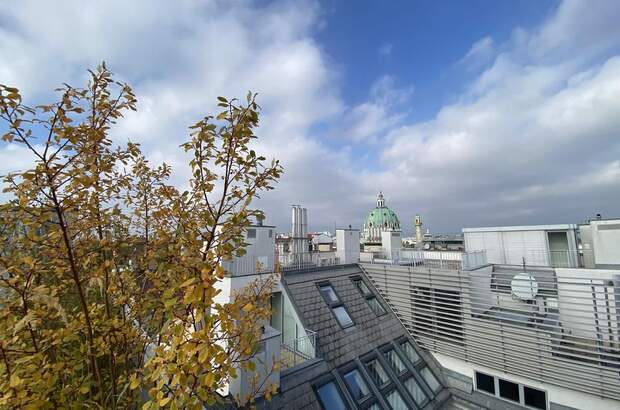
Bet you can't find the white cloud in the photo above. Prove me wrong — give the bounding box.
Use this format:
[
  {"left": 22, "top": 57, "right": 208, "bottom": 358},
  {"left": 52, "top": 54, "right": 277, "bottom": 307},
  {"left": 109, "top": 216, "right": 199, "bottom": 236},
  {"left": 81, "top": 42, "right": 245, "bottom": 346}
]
[
  {"left": 1, "top": 0, "right": 620, "bottom": 233},
  {"left": 459, "top": 36, "right": 495, "bottom": 70}
]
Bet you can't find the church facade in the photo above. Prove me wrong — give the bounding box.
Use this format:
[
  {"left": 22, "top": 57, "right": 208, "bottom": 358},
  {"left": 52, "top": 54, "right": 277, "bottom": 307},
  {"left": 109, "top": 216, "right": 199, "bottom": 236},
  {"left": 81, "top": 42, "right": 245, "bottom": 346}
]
[{"left": 362, "top": 192, "right": 401, "bottom": 252}]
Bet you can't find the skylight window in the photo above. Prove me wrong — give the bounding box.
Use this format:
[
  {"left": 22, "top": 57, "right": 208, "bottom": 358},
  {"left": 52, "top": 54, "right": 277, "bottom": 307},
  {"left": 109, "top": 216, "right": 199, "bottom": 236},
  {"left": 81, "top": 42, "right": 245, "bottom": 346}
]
[
  {"left": 385, "top": 390, "right": 408, "bottom": 410},
  {"left": 333, "top": 306, "right": 354, "bottom": 328},
  {"left": 366, "top": 358, "right": 389, "bottom": 387},
  {"left": 351, "top": 277, "right": 386, "bottom": 317},
  {"left": 384, "top": 349, "right": 406, "bottom": 374},
  {"left": 399, "top": 340, "right": 420, "bottom": 364},
  {"left": 316, "top": 382, "right": 347, "bottom": 410},
  {"left": 318, "top": 282, "right": 354, "bottom": 329},
  {"left": 319, "top": 284, "right": 340, "bottom": 304},
  {"left": 343, "top": 369, "right": 370, "bottom": 402},
  {"left": 420, "top": 367, "right": 441, "bottom": 393},
  {"left": 404, "top": 377, "right": 427, "bottom": 406}
]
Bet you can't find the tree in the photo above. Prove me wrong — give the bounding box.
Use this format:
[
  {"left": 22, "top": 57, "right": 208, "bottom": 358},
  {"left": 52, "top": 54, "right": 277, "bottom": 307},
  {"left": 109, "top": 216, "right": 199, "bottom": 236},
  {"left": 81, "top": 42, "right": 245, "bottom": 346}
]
[{"left": 0, "top": 64, "right": 283, "bottom": 409}]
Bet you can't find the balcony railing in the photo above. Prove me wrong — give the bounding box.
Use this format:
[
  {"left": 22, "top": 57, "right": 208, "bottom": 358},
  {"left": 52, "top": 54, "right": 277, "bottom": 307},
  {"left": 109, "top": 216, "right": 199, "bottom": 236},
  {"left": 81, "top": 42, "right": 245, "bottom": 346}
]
[
  {"left": 361, "top": 249, "right": 479, "bottom": 271},
  {"left": 277, "top": 252, "right": 341, "bottom": 273},
  {"left": 220, "top": 254, "right": 274, "bottom": 277},
  {"left": 478, "top": 248, "right": 596, "bottom": 269},
  {"left": 280, "top": 329, "right": 317, "bottom": 370}
]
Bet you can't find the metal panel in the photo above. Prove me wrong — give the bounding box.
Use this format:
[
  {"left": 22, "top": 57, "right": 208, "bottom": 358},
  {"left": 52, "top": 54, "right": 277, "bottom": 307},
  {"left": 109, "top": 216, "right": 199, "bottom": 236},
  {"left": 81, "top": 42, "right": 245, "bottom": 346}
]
[{"left": 360, "top": 263, "right": 620, "bottom": 402}]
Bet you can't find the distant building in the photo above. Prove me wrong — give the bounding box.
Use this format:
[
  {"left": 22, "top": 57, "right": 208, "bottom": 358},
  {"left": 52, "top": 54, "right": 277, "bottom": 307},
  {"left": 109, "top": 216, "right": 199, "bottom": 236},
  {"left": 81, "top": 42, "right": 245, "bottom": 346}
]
[{"left": 362, "top": 192, "right": 401, "bottom": 252}]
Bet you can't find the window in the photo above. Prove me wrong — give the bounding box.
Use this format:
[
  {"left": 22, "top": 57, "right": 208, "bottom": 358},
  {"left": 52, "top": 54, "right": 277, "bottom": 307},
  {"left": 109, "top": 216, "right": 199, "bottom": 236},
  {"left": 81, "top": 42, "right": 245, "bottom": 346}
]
[
  {"left": 498, "top": 379, "right": 519, "bottom": 402},
  {"left": 246, "top": 228, "right": 256, "bottom": 239},
  {"left": 268, "top": 229, "right": 273, "bottom": 238},
  {"left": 420, "top": 367, "right": 441, "bottom": 393},
  {"left": 367, "top": 297, "right": 386, "bottom": 315},
  {"left": 524, "top": 386, "right": 547, "bottom": 410},
  {"left": 399, "top": 341, "right": 420, "bottom": 364},
  {"left": 366, "top": 359, "right": 389, "bottom": 387},
  {"left": 318, "top": 283, "right": 355, "bottom": 329},
  {"left": 319, "top": 284, "right": 340, "bottom": 304},
  {"left": 385, "top": 390, "right": 408, "bottom": 410},
  {"left": 333, "top": 306, "right": 354, "bottom": 328},
  {"left": 475, "top": 371, "right": 495, "bottom": 395},
  {"left": 404, "top": 377, "right": 427, "bottom": 406},
  {"left": 354, "top": 278, "right": 371, "bottom": 295},
  {"left": 316, "top": 382, "right": 347, "bottom": 410},
  {"left": 352, "top": 277, "right": 386, "bottom": 317},
  {"left": 474, "top": 371, "right": 548, "bottom": 409},
  {"left": 343, "top": 369, "right": 370, "bottom": 402},
  {"left": 384, "top": 350, "right": 406, "bottom": 374}
]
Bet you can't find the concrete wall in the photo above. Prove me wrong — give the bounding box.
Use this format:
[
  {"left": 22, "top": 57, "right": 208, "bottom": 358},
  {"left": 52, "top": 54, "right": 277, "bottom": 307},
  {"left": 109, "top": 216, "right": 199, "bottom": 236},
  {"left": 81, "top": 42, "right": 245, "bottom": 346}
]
[
  {"left": 464, "top": 225, "right": 578, "bottom": 267},
  {"left": 336, "top": 228, "right": 360, "bottom": 264},
  {"left": 590, "top": 220, "right": 620, "bottom": 267},
  {"left": 434, "top": 352, "right": 618, "bottom": 410}
]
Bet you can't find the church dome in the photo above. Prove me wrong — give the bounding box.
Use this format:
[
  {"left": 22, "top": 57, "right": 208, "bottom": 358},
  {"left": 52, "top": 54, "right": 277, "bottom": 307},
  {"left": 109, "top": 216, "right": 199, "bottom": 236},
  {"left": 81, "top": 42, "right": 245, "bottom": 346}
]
[{"left": 363, "top": 192, "right": 401, "bottom": 244}]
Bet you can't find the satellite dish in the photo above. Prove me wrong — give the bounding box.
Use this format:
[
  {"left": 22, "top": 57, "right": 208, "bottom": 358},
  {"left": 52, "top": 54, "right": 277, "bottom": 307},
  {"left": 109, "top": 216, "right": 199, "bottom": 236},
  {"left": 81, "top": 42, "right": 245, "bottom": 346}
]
[
  {"left": 424, "top": 243, "right": 431, "bottom": 250},
  {"left": 511, "top": 273, "right": 538, "bottom": 300}
]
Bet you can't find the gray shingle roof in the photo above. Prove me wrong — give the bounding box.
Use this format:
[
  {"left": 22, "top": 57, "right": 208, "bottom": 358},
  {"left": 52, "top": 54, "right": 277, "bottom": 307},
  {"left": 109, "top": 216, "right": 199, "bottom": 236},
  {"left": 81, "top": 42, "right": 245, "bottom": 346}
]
[{"left": 259, "top": 264, "right": 451, "bottom": 410}]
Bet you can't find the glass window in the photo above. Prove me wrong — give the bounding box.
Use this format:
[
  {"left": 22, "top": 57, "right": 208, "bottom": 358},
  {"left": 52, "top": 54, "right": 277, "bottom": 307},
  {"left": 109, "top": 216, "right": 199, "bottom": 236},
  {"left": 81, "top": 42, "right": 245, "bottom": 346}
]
[
  {"left": 498, "top": 379, "right": 520, "bottom": 402},
  {"left": 367, "top": 297, "right": 386, "bottom": 316},
  {"left": 384, "top": 350, "right": 406, "bottom": 374},
  {"left": 246, "top": 228, "right": 256, "bottom": 239},
  {"left": 333, "top": 306, "right": 354, "bottom": 328},
  {"left": 404, "top": 377, "right": 427, "bottom": 406},
  {"left": 367, "top": 404, "right": 381, "bottom": 410},
  {"left": 366, "top": 359, "right": 389, "bottom": 387},
  {"left": 319, "top": 285, "right": 340, "bottom": 304},
  {"left": 420, "top": 367, "right": 441, "bottom": 393},
  {"left": 354, "top": 278, "right": 371, "bottom": 295},
  {"left": 268, "top": 229, "right": 273, "bottom": 238},
  {"left": 475, "top": 372, "right": 495, "bottom": 395},
  {"left": 385, "top": 390, "right": 408, "bottom": 410},
  {"left": 524, "top": 386, "right": 547, "bottom": 410},
  {"left": 400, "top": 341, "right": 420, "bottom": 364},
  {"left": 316, "top": 382, "right": 347, "bottom": 410},
  {"left": 343, "top": 369, "right": 370, "bottom": 401}
]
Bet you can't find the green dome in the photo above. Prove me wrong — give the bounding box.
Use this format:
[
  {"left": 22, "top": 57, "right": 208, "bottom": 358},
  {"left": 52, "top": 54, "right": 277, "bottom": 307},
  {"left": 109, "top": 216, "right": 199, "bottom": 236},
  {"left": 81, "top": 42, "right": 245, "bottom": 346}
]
[
  {"left": 363, "top": 193, "right": 401, "bottom": 243},
  {"left": 365, "top": 207, "right": 400, "bottom": 229}
]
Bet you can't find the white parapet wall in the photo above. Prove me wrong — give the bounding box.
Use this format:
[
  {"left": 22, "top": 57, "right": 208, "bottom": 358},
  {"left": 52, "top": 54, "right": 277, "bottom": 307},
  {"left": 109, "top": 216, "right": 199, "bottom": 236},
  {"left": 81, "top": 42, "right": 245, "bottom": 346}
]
[
  {"left": 336, "top": 228, "right": 360, "bottom": 264},
  {"left": 433, "top": 352, "right": 620, "bottom": 410}
]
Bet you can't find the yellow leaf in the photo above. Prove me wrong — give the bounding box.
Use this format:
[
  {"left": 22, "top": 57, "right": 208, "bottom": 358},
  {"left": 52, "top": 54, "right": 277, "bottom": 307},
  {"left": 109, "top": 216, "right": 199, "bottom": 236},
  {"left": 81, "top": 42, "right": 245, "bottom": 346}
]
[
  {"left": 205, "top": 372, "right": 215, "bottom": 387},
  {"left": 130, "top": 374, "right": 140, "bottom": 390},
  {"left": 159, "top": 396, "right": 171, "bottom": 406},
  {"left": 242, "top": 303, "right": 253, "bottom": 313},
  {"left": 9, "top": 374, "right": 21, "bottom": 388},
  {"left": 79, "top": 385, "right": 90, "bottom": 394}
]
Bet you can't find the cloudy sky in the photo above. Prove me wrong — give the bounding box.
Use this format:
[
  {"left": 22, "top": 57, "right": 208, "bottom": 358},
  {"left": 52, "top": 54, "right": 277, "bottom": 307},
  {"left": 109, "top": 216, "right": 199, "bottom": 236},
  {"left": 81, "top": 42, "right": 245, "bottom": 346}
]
[{"left": 1, "top": 0, "right": 619, "bottom": 235}]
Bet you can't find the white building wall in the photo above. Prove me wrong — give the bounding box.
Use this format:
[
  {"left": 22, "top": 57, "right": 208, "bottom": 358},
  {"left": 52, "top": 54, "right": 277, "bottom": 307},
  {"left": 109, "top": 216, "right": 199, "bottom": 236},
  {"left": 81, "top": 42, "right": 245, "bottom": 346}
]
[
  {"left": 433, "top": 352, "right": 619, "bottom": 410},
  {"left": 463, "top": 224, "right": 578, "bottom": 267},
  {"left": 336, "top": 228, "right": 360, "bottom": 264},
  {"left": 590, "top": 220, "right": 620, "bottom": 267}
]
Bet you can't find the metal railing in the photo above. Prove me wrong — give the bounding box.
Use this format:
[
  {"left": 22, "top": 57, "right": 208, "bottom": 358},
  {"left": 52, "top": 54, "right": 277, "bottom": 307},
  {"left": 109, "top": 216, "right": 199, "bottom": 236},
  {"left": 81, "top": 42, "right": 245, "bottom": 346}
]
[
  {"left": 220, "top": 254, "right": 275, "bottom": 277},
  {"left": 362, "top": 262, "right": 620, "bottom": 401},
  {"left": 277, "top": 252, "right": 341, "bottom": 273},
  {"left": 479, "top": 248, "right": 596, "bottom": 269},
  {"left": 280, "top": 329, "right": 317, "bottom": 370},
  {"left": 362, "top": 249, "right": 479, "bottom": 271}
]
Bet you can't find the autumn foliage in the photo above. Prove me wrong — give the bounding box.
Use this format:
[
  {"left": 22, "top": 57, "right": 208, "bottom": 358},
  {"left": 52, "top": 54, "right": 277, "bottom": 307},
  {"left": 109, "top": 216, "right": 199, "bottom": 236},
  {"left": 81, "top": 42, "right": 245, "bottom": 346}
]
[{"left": 0, "top": 64, "right": 282, "bottom": 408}]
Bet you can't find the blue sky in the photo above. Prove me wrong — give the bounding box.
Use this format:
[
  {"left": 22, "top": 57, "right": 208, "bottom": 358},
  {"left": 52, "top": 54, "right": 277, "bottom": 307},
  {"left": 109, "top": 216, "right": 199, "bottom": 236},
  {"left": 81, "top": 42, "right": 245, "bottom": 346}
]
[{"left": 1, "top": 0, "right": 620, "bottom": 235}]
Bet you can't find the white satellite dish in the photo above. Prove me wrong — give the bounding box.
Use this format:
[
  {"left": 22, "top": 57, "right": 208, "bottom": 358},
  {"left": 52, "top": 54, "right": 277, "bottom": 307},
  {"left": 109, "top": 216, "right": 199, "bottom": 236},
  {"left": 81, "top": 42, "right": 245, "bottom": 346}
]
[{"left": 511, "top": 273, "right": 539, "bottom": 300}]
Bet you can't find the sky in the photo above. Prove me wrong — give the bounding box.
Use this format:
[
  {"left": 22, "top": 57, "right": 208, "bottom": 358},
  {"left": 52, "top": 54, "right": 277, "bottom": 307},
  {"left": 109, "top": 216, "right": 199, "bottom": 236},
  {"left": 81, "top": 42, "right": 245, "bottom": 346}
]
[{"left": 1, "top": 0, "right": 619, "bottom": 235}]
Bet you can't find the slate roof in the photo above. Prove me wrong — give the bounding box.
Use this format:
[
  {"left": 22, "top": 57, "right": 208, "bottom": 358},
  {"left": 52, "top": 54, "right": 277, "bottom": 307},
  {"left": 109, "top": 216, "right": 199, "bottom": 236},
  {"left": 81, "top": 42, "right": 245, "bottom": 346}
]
[{"left": 260, "top": 264, "right": 452, "bottom": 410}]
